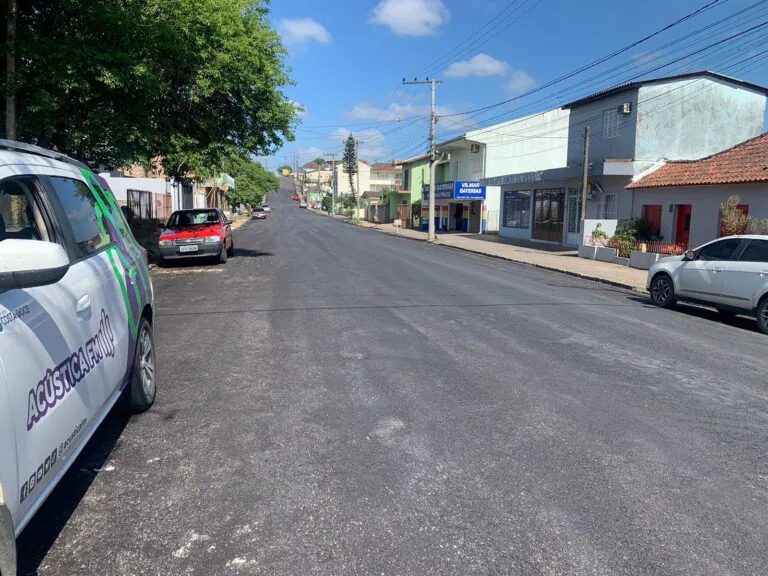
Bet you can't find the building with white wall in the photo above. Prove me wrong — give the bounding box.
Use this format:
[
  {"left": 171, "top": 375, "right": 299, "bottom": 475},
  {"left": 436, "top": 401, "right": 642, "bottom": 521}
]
[{"left": 479, "top": 71, "right": 768, "bottom": 246}]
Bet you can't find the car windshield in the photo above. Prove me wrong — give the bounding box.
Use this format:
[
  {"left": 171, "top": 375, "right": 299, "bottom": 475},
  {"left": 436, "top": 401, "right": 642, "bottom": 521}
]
[
  {"left": 253, "top": 208, "right": 264, "bottom": 212},
  {"left": 262, "top": 205, "right": 269, "bottom": 208},
  {"left": 167, "top": 210, "right": 219, "bottom": 226}
]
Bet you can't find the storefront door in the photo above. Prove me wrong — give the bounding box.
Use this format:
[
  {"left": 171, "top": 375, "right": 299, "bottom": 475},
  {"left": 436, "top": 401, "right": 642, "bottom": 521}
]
[
  {"left": 532, "top": 188, "right": 565, "bottom": 242},
  {"left": 675, "top": 204, "right": 692, "bottom": 246}
]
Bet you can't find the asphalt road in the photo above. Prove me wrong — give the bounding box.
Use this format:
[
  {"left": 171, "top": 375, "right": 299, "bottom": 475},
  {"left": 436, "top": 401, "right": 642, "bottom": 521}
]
[{"left": 19, "top": 177, "right": 768, "bottom": 575}]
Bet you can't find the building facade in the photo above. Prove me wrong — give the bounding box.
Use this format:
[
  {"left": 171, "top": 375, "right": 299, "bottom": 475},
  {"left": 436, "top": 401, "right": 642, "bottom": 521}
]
[{"left": 482, "top": 72, "right": 768, "bottom": 246}]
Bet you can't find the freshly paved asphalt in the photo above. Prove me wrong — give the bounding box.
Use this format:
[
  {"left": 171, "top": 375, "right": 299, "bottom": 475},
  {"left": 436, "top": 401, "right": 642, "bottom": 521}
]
[{"left": 19, "top": 178, "right": 768, "bottom": 575}]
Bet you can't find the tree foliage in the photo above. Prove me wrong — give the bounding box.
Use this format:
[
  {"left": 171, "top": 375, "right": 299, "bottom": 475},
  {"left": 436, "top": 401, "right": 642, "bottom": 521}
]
[
  {"left": 223, "top": 154, "right": 278, "bottom": 210},
  {"left": 342, "top": 134, "right": 357, "bottom": 196},
  {"left": 2, "top": 0, "right": 297, "bottom": 178},
  {"left": 720, "top": 195, "right": 756, "bottom": 236}
]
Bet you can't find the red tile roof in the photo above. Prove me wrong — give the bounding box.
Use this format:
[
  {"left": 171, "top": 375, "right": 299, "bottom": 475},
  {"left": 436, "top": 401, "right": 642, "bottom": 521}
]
[
  {"left": 626, "top": 132, "right": 768, "bottom": 189},
  {"left": 370, "top": 162, "right": 401, "bottom": 171}
]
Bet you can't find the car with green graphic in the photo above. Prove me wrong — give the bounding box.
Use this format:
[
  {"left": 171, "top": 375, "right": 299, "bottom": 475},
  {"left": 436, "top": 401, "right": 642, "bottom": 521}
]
[{"left": 0, "top": 140, "right": 157, "bottom": 576}]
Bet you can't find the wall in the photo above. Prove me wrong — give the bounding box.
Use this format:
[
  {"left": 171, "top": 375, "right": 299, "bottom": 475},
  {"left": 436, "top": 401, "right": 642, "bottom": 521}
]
[
  {"left": 99, "top": 175, "right": 168, "bottom": 204},
  {"left": 484, "top": 186, "right": 501, "bottom": 233},
  {"left": 631, "top": 183, "right": 768, "bottom": 247},
  {"left": 435, "top": 145, "right": 483, "bottom": 183},
  {"left": 335, "top": 161, "right": 371, "bottom": 197},
  {"left": 566, "top": 90, "right": 640, "bottom": 166},
  {"left": 636, "top": 78, "right": 766, "bottom": 161},
  {"left": 468, "top": 108, "right": 570, "bottom": 178}
]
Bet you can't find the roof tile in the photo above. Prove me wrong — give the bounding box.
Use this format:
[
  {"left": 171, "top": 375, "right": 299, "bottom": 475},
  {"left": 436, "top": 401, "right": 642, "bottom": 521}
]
[{"left": 626, "top": 133, "right": 768, "bottom": 189}]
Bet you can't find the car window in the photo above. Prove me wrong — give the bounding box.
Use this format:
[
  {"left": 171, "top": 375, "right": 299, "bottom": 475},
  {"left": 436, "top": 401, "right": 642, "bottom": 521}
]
[
  {"left": 697, "top": 238, "right": 742, "bottom": 261},
  {"left": 168, "top": 210, "right": 220, "bottom": 226},
  {"left": 738, "top": 239, "right": 768, "bottom": 263},
  {"left": 48, "top": 176, "right": 112, "bottom": 259},
  {"left": 0, "top": 178, "right": 49, "bottom": 243}
]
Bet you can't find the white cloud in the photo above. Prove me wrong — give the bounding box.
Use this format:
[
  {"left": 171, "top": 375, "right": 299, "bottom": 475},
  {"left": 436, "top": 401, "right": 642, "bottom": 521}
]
[
  {"left": 444, "top": 54, "right": 510, "bottom": 78},
  {"left": 344, "top": 101, "right": 474, "bottom": 132},
  {"left": 507, "top": 70, "right": 536, "bottom": 95},
  {"left": 278, "top": 18, "right": 332, "bottom": 46},
  {"left": 297, "top": 146, "right": 324, "bottom": 161},
  {"left": 370, "top": 0, "right": 450, "bottom": 36}
]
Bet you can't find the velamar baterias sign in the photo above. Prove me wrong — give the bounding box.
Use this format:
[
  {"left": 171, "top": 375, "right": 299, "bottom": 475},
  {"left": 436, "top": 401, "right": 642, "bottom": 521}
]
[{"left": 421, "top": 181, "right": 486, "bottom": 201}]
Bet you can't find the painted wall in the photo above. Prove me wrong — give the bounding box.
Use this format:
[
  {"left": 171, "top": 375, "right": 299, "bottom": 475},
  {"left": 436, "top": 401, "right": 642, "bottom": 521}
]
[
  {"left": 566, "top": 90, "right": 640, "bottom": 166},
  {"left": 468, "top": 108, "right": 570, "bottom": 178},
  {"left": 435, "top": 145, "right": 484, "bottom": 183},
  {"left": 485, "top": 186, "right": 501, "bottom": 233},
  {"left": 636, "top": 77, "right": 766, "bottom": 161},
  {"left": 631, "top": 183, "right": 768, "bottom": 247},
  {"left": 335, "top": 161, "right": 371, "bottom": 198},
  {"left": 99, "top": 175, "right": 168, "bottom": 204}
]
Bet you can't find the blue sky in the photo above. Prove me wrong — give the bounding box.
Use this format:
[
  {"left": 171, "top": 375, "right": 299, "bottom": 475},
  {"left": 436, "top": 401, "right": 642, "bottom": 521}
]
[{"left": 262, "top": 0, "right": 768, "bottom": 170}]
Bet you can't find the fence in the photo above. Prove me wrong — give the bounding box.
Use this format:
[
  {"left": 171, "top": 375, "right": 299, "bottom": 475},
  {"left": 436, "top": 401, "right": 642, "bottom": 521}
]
[{"left": 589, "top": 235, "right": 690, "bottom": 258}]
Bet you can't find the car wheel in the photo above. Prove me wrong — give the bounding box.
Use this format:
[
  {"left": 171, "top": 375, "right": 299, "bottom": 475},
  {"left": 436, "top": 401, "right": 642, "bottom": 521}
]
[
  {"left": 650, "top": 273, "right": 676, "bottom": 308},
  {"left": 227, "top": 238, "right": 234, "bottom": 258},
  {"left": 121, "top": 318, "right": 156, "bottom": 413},
  {"left": 219, "top": 244, "right": 228, "bottom": 263},
  {"left": 757, "top": 297, "right": 768, "bottom": 335}
]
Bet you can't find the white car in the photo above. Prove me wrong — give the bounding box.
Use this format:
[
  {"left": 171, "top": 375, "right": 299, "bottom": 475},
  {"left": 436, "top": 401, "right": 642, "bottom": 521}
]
[
  {"left": 0, "top": 140, "right": 157, "bottom": 576},
  {"left": 261, "top": 204, "right": 271, "bottom": 213},
  {"left": 647, "top": 234, "right": 768, "bottom": 334}
]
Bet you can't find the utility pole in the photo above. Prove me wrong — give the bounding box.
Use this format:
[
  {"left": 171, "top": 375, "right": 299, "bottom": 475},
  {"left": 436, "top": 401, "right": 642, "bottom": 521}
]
[
  {"left": 355, "top": 138, "right": 364, "bottom": 219},
  {"left": 324, "top": 152, "right": 337, "bottom": 214},
  {"left": 403, "top": 78, "right": 442, "bottom": 242},
  {"left": 579, "top": 126, "right": 590, "bottom": 246},
  {"left": 6, "top": 0, "right": 17, "bottom": 140}
]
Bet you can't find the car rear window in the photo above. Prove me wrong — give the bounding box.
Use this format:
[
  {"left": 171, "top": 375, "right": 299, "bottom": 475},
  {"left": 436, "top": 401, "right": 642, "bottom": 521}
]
[
  {"left": 168, "top": 210, "right": 220, "bottom": 226},
  {"left": 739, "top": 239, "right": 768, "bottom": 263}
]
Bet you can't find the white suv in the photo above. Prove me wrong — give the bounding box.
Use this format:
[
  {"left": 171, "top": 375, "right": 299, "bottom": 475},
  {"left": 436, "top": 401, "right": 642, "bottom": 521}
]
[
  {"left": 0, "top": 140, "right": 157, "bottom": 576},
  {"left": 647, "top": 235, "right": 768, "bottom": 334}
]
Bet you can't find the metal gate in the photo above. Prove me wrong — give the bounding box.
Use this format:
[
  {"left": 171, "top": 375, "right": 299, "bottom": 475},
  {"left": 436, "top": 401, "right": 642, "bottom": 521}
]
[
  {"left": 126, "top": 189, "right": 153, "bottom": 224},
  {"left": 182, "top": 183, "right": 194, "bottom": 209},
  {"left": 532, "top": 188, "right": 565, "bottom": 243},
  {"left": 397, "top": 204, "right": 412, "bottom": 227}
]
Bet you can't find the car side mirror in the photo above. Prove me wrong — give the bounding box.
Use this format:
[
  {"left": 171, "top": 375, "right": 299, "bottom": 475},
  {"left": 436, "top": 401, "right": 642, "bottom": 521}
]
[
  {"left": 684, "top": 249, "right": 696, "bottom": 261},
  {"left": 0, "top": 240, "right": 70, "bottom": 290}
]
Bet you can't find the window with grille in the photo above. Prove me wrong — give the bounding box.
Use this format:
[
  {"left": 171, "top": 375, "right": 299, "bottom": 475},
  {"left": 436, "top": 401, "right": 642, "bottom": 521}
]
[
  {"left": 598, "top": 193, "right": 617, "bottom": 219},
  {"left": 602, "top": 109, "right": 620, "bottom": 139},
  {"left": 472, "top": 158, "right": 483, "bottom": 178},
  {"left": 503, "top": 190, "right": 531, "bottom": 229}
]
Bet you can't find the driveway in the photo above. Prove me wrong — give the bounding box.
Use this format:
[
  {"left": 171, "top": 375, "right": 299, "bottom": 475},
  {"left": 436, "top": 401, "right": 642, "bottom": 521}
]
[{"left": 18, "top": 178, "right": 768, "bottom": 575}]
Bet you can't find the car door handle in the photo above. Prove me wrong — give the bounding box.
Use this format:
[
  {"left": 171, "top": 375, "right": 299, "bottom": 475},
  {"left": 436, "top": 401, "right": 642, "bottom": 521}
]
[
  {"left": 713, "top": 267, "right": 724, "bottom": 272},
  {"left": 761, "top": 270, "right": 768, "bottom": 277},
  {"left": 76, "top": 294, "right": 92, "bottom": 318}
]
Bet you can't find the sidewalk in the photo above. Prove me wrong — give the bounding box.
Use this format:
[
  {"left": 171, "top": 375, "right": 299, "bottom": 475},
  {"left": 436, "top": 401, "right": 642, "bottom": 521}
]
[{"left": 354, "top": 220, "right": 648, "bottom": 292}]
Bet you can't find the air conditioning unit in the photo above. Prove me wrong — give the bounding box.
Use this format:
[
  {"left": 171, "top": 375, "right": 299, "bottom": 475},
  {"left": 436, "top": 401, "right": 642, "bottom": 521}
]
[
  {"left": 620, "top": 102, "right": 632, "bottom": 114},
  {"left": 470, "top": 143, "right": 481, "bottom": 153}
]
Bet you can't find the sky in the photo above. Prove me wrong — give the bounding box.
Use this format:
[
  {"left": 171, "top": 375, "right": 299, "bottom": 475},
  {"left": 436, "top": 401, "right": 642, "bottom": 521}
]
[{"left": 261, "top": 0, "right": 768, "bottom": 171}]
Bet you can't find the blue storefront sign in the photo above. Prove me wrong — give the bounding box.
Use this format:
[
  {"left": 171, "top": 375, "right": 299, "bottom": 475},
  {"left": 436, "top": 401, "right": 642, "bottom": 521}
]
[{"left": 421, "top": 181, "right": 486, "bottom": 201}]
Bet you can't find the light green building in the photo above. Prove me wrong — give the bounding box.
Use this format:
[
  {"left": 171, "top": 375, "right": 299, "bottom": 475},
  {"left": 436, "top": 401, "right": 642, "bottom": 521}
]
[{"left": 391, "top": 153, "right": 429, "bottom": 224}]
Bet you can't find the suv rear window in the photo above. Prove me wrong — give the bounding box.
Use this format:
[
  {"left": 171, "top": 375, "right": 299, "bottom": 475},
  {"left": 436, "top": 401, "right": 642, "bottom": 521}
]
[
  {"left": 168, "top": 210, "right": 220, "bottom": 226},
  {"left": 738, "top": 239, "right": 768, "bottom": 263}
]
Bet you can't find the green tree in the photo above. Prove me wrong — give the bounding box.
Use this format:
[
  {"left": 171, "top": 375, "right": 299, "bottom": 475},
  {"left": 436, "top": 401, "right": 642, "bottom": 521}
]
[
  {"left": 342, "top": 134, "right": 357, "bottom": 198},
  {"left": 3, "top": 0, "right": 297, "bottom": 178},
  {"left": 223, "top": 154, "right": 278, "bottom": 211},
  {"left": 321, "top": 196, "right": 332, "bottom": 212},
  {"left": 313, "top": 157, "right": 326, "bottom": 169}
]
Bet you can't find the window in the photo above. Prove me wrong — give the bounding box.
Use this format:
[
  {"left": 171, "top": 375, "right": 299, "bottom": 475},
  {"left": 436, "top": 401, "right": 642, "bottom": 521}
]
[
  {"left": 597, "top": 192, "right": 617, "bottom": 219},
  {"left": 402, "top": 169, "right": 410, "bottom": 191},
  {"left": 48, "top": 177, "right": 111, "bottom": 258},
  {"left": 567, "top": 188, "right": 582, "bottom": 234},
  {"left": 641, "top": 204, "right": 663, "bottom": 236},
  {"left": 739, "top": 239, "right": 768, "bottom": 263},
  {"left": 450, "top": 161, "right": 459, "bottom": 180},
  {"left": 697, "top": 238, "right": 742, "bottom": 261},
  {"left": 602, "top": 109, "right": 620, "bottom": 139},
  {"left": 0, "top": 178, "right": 49, "bottom": 243},
  {"left": 167, "top": 209, "right": 221, "bottom": 226},
  {"left": 503, "top": 190, "right": 531, "bottom": 229}
]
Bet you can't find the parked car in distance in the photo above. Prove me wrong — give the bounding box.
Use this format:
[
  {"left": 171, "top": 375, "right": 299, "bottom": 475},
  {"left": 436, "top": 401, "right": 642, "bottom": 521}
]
[
  {"left": 158, "top": 208, "right": 234, "bottom": 264},
  {"left": 252, "top": 207, "right": 267, "bottom": 220},
  {"left": 261, "top": 204, "right": 271, "bottom": 213},
  {"left": 0, "top": 139, "right": 157, "bottom": 576},
  {"left": 647, "top": 234, "right": 768, "bottom": 334},
  {"left": 291, "top": 194, "right": 299, "bottom": 201},
  {"left": 299, "top": 201, "right": 308, "bottom": 208}
]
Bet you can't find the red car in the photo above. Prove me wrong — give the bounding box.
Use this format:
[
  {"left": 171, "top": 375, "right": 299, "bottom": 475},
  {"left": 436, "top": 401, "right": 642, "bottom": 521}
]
[
  {"left": 292, "top": 194, "right": 299, "bottom": 201},
  {"left": 158, "top": 208, "right": 234, "bottom": 264}
]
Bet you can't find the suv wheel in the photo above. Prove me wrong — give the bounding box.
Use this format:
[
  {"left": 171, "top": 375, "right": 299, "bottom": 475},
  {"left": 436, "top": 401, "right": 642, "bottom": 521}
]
[
  {"left": 757, "top": 297, "right": 768, "bottom": 335},
  {"left": 122, "top": 318, "right": 156, "bottom": 412},
  {"left": 650, "top": 274, "right": 676, "bottom": 308}
]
